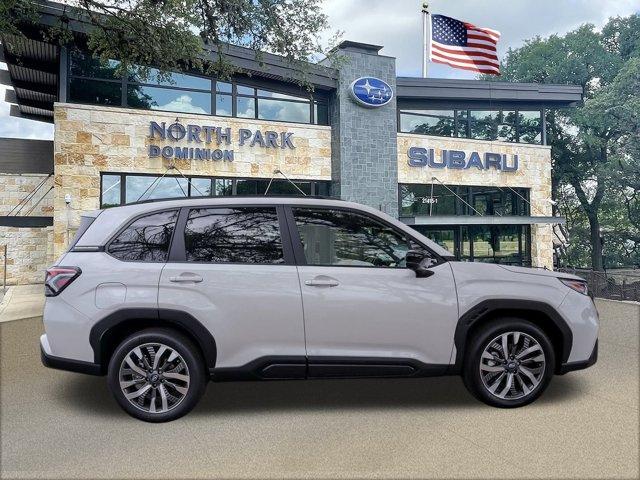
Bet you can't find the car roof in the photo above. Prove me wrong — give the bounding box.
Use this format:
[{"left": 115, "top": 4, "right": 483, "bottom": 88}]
[{"left": 73, "top": 196, "right": 453, "bottom": 258}]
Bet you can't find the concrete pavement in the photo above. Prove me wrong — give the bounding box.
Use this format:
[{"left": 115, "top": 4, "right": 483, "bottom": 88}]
[
  {"left": 1, "top": 299, "right": 638, "bottom": 479},
  {"left": 0, "top": 284, "right": 44, "bottom": 323}
]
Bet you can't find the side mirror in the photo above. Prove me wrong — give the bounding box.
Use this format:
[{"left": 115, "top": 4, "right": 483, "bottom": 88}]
[{"left": 405, "top": 250, "right": 435, "bottom": 278}]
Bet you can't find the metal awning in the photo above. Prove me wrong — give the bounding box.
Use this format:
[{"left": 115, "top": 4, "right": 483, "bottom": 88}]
[{"left": 401, "top": 215, "right": 566, "bottom": 226}]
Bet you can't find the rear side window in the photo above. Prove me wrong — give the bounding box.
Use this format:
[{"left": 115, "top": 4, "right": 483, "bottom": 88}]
[
  {"left": 66, "top": 215, "right": 96, "bottom": 252},
  {"left": 184, "top": 207, "right": 283, "bottom": 264},
  {"left": 107, "top": 210, "right": 178, "bottom": 261}
]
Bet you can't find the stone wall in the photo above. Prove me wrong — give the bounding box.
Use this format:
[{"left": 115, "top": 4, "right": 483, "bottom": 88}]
[
  {"left": 397, "top": 134, "right": 554, "bottom": 268},
  {"left": 0, "top": 226, "right": 53, "bottom": 285},
  {"left": 324, "top": 48, "right": 398, "bottom": 216},
  {"left": 0, "top": 173, "right": 53, "bottom": 216},
  {"left": 53, "top": 103, "right": 332, "bottom": 256},
  {"left": 0, "top": 173, "right": 54, "bottom": 285}
]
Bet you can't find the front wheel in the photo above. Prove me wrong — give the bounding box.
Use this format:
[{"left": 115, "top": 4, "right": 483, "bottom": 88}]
[
  {"left": 107, "top": 328, "right": 207, "bottom": 422},
  {"left": 462, "top": 319, "right": 555, "bottom": 408}
]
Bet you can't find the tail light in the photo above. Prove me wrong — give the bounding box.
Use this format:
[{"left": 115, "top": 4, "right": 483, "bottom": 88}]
[{"left": 45, "top": 267, "right": 81, "bottom": 297}]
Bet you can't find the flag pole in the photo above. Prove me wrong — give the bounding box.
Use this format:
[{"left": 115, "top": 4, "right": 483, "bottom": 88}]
[{"left": 422, "top": 2, "right": 430, "bottom": 77}]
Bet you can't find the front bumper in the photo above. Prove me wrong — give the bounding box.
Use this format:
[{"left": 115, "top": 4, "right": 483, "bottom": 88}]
[
  {"left": 558, "top": 340, "right": 598, "bottom": 375},
  {"left": 40, "top": 334, "right": 103, "bottom": 376}
]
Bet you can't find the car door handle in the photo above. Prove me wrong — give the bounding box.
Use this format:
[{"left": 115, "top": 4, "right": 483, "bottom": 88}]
[
  {"left": 169, "top": 273, "right": 203, "bottom": 283},
  {"left": 304, "top": 276, "right": 339, "bottom": 287}
]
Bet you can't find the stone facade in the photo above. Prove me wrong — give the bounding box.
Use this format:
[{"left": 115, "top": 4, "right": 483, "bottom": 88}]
[
  {"left": 397, "top": 134, "right": 554, "bottom": 268},
  {"left": 0, "top": 174, "right": 54, "bottom": 285},
  {"left": 52, "top": 103, "right": 332, "bottom": 256},
  {"left": 323, "top": 47, "right": 398, "bottom": 216},
  {"left": 0, "top": 226, "right": 53, "bottom": 286}
]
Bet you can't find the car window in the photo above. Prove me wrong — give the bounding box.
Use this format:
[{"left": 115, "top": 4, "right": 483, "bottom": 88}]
[
  {"left": 292, "top": 208, "right": 412, "bottom": 268},
  {"left": 184, "top": 207, "right": 284, "bottom": 264},
  {"left": 107, "top": 210, "right": 178, "bottom": 261}
]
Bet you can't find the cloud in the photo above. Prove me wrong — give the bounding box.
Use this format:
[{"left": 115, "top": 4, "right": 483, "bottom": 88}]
[
  {"left": 155, "top": 94, "right": 209, "bottom": 114},
  {"left": 321, "top": 0, "right": 640, "bottom": 78}
]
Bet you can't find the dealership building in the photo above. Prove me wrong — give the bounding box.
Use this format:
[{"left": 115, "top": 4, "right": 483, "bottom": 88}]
[{"left": 0, "top": 1, "right": 582, "bottom": 284}]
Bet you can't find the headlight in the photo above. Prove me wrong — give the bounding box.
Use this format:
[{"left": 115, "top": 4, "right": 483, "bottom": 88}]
[{"left": 559, "top": 278, "right": 588, "bottom": 295}]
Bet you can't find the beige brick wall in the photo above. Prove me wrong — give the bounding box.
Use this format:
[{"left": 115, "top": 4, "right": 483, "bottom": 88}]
[
  {"left": 397, "top": 134, "right": 554, "bottom": 268},
  {"left": 0, "top": 226, "right": 54, "bottom": 285},
  {"left": 53, "top": 103, "right": 332, "bottom": 256},
  {"left": 0, "top": 173, "right": 53, "bottom": 216},
  {"left": 0, "top": 174, "right": 55, "bottom": 285}
]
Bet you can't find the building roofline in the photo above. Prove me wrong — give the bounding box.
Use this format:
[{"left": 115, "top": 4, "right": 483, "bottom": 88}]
[{"left": 396, "top": 77, "right": 583, "bottom": 107}]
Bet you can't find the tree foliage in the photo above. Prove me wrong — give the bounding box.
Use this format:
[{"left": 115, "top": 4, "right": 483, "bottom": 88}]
[
  {"left": 1, "top": 0, "right": 334, "bottom": 87},
  {"left": 485, "top": 15, "right": 640, "bottom": 269}
]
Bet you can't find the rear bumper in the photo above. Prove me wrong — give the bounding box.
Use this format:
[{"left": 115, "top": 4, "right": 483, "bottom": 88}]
[
  {"left": 558, "top": 340, "right": 598, "bottom": 375},
  {"left": 40, "top": 334, "right": 103, "bottom": 376}
]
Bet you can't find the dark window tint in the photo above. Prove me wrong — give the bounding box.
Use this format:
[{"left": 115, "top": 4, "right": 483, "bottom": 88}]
[
  {"left": 293, "top": 208, "right": 411, "bottom": 268},
  {"left": 184, "top": 207, "right": 284, "bottom": 264},
  {"left": 69, "top": 78, "right": 122, "bottom": 106},
  {"left": 108, "top": 210, "right": 178, "bottom": 261}
]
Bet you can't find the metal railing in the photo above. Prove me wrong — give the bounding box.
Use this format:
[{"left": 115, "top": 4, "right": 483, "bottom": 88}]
[{"left": 557, "top": 267, "right": 640, "bottom": 301}]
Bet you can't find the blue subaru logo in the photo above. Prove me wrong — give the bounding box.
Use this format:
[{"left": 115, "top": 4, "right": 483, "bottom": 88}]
[{"left": 349, "top": 77, "right": 393, "bottom": 108}]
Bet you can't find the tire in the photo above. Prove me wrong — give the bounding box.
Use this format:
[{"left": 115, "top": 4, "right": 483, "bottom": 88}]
[
  {"left": 462, "top": 318, "right": 555, "bottom": 408},
  {"left": 107, "top": 328, "right": 207, "bottom": 422}
]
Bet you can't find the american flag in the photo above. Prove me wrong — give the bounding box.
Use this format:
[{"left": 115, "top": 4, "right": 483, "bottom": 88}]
[{"left": 429, "top": 14, "right": 501, "bottom": 75}]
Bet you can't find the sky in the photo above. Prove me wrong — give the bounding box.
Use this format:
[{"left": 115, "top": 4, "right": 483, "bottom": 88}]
[{"left": 1, "top": 0, "right": 639, "bottom": 140}]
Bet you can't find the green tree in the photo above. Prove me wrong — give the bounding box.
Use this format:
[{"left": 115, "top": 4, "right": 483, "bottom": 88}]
[
  {"left": 1, "top": 0, "right": 334, "bottom": 86},
  {"left": 486, "top": 15, "right": 640, "bottom": 269}
]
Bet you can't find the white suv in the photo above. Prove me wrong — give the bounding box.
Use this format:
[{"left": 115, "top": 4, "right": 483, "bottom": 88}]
[{"left": 41, "top": 197, "right": 598, "bottom": 422}]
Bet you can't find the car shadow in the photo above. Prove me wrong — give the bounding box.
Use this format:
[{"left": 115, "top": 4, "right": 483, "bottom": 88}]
[{"left": 59, "top": 373, "right": 588, "bottom": 417}]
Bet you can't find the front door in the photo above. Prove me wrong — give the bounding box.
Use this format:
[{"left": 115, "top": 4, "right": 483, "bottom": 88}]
[
  {"left": 288, "top": 206, "right": 459, "bottom": 374},
  {"left": 158, "top": 205, "right": 305, "bottom": 374}
]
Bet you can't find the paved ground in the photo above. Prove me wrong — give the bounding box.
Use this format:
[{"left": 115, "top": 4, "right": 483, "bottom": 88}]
[
  {"left": 0, "top": 285, "right": 44, "bottom": 323},
  {"left": 1, "top": 299, "right": 638, "bottom": 479}
]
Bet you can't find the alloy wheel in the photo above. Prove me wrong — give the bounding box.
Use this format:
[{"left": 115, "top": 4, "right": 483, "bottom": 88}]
[
  {"left": 118, "top": 342, "right": 190, "bottom": 414},
  {"left": 479, "top": 331, "right": 546, "bottom": 400}
]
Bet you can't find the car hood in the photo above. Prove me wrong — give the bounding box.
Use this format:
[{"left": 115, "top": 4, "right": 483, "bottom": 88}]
[{"left": 448, "top": 261, "right": 583, "bottom": 282}]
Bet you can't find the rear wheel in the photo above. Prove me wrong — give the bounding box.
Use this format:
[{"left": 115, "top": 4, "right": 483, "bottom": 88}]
[
  {"left": 107, "top": 328, "right": 206, "bottom": 422},
  {"left": 462, "top": 318, "right": 555, "bottom": 408}
]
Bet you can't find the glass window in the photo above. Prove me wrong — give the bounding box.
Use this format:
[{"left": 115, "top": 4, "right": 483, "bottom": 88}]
[
  {"left": 214, "top": 179, "right": 233, "bottom": 196},
  {"left": 69, "top": 78, "right": 122, "bottom": 106},
  {"left": 455, "top": 110, "right": 469, "bottom": 137},
  {"left": 236, "top": 97, "right": 255, "bottom": 118},
  {"left": 258, "top": 98, "right": 310, "bottom": 123},
  {"left": 101, "top": 175, "right": 121, "bottom": 207},
  {"left": 400, "top": 184, "right": 459, "bottom": 217},
  {"left": 216, "top": 81, "right": 232, "bottom": 93},
  {"left": 315, "top": 181, "right": 330, "bottom": 197},
  {"left": 70, "top": 49, "right": 121, "bottom": 79},
  {"left": 469, "top": 110, "right": 497, "bottom": 140},
  {"left": 256, "top": 89, "right": 306, "bottom": 101},
  {"left": 518, "top": 111, "right": 542, "bottom": 144},
  {"left": 237, "top": 85, "right": 255, "bottom": 95},
  {"left": 400, "top": 110, "right": 455, "bottom": 136},
  {"left": 420, "top": 228, "right": 455, "bottom": 255},
  {"left": 215, "top": 93, "right": 232, "bottom": 116},
  {"left": 314, "top": 102, "right": 329, "bottom": 125},
  {"left": 496, "top": 111, "right": 517, "bottom": 142},
  {"left": 293, "top": 208, "right": 411, "bottom": 268},
  {"left": 190, "top": 178, "right": 212, "bottom": 196},
  {"left": 127, "top": 85, "right": 211, "bottom": 114},
  {"left": 107, "top": 210, "right": 178, "bottom": 262},
  {"left": 125, "top": 176, "right": 188, "bottom": 203},
  {"left": 257, "top": 179, "right": 311, "bottom": 196},
  {"left": 184, "top": 207, "right": 284, "bottom": 264},
  {"left": 128, "top": 67, "right": 211, "bottom": 90},
  {"left": 236, "top": 179, "right": 258, "bottom": 195}
]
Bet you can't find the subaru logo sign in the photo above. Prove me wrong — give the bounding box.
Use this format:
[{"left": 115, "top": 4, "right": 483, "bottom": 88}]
[{"left": 349, "top": 77, "right": 393, "bottom": 108}]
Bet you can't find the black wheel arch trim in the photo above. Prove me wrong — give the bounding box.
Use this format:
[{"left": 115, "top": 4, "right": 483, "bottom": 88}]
[
  {"left": 451, "top": 299, "right": 573, "bottom": 374},
  {"left": 89, "top": 308, "right": 217, "bottom": 373}
]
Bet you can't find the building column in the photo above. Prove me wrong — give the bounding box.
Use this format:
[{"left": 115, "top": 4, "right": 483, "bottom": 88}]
[{"left": 322, "top": 42, "right": 399, "bottom": 216}]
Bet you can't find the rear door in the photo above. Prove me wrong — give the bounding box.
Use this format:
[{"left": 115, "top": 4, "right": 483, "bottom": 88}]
[{"left": 158, "top": 204, "right": 306, "bottom": 375}]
